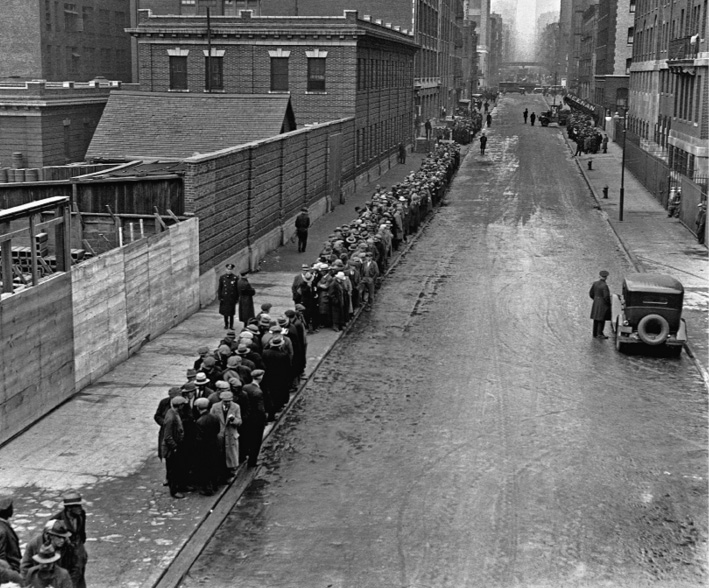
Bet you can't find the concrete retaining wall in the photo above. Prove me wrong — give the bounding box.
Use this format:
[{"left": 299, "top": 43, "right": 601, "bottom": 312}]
[
  {"left": 0, "top": 273, "right": 75, "bottom": 444},
  {"left": 0, "top": 218, "right": 199, "bottom": 445}
]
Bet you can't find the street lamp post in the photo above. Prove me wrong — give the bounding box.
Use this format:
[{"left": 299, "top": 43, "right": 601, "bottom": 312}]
[{"left": 619, "top": 110, "right": 627, "bottom": 221}]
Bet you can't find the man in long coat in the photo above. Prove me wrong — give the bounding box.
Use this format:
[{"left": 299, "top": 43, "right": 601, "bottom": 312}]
[
  {"left": 211, "top": 391, "right": 242, "bottom": 482},
  {"left": 194, "top": 398, "right": 221, "bottom": 495},
  {"left": 50, "top": 491, "right": 88, "bottom": 588},
  {"left": 162, "top": 396, "right": 187, "bottom": 498},
  {"left": 218, "top": 264, "right": 239, "bottom": 329},
  {"left": 0, "top": 495, "right": 21, "bottom": 573},
  {"left": 295, "top": 208, "right": 311, "bottom": 253},
  {"left": 236, "top": 273, "right": 256, "bottom": 326},
  {"left": 589, "top": 270, "right": 611, "bottom": 338}
]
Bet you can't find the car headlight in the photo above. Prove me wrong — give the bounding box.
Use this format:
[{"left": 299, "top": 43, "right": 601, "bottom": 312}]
[{"left": 623, "top": 320, "right": 629, "bottom": 326}]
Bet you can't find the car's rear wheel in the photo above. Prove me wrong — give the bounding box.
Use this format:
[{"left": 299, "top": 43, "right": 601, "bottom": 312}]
[{"left": 637, "top": 314, "right": 670, "bottom": 346}]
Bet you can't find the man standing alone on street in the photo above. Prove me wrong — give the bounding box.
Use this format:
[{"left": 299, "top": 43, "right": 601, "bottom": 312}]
[
  {"left": 523, "top": 108, "right": 528, "bottom": 123},
  {"left": 530, "top": 112, "right": 536, "bottom": 126},
  {"left": 295, "top": 207, "right": 310, "bottom": 253},
  {"left": 589, "top": 270, "right": 611, "bottom": 338},
  {"left": 218, "top": 264, "right": 239, "bottom": 330},
  {"left": 479, "top": 132, "right": 488, "bottom": 155}
]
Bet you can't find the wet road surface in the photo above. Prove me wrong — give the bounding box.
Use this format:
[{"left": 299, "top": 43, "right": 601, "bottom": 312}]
[{"left": 181, "top": 95, "right": 708, "bottom": 588}]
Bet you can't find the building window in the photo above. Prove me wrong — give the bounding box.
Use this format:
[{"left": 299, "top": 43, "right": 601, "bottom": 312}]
[
  {"left": 204, "top": 56, "right": 223, "bottom": 90},
  {"left": 307, "top": 58, "right": 326, "bottom": 92},
  {"left": 627, "top": 27, "right": 634, "bottom": 44},
  {"left": 82, "top": 6, "right": 93, "bottom": 33},
  {"left": 270, "top": 57, "right": 289, "bottom": 91},
  {"left": 170, "top": 56, "right": 188, "bottom": 90},
  {"left": 64, "top": 3, "right": 82, "bottom": 32},
  {"left": 66, "top": 47, "right": 80, "bottom": 77},
  {"left": 629, "top": 0, "right": 635, "bottom": 12},
  {"left": 180, "top": 0, "right": 198, "bottom": 14},
  {"left": 45, "top": 0, "right": 52, "bottom": 31}
]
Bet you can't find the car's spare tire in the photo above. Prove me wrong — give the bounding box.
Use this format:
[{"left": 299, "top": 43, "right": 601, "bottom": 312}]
[{"left": 637, "top": 314, "right": 670, "bottom": 345}]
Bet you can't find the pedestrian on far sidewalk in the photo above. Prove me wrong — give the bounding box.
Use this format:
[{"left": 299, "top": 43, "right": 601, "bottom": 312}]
[
  {"left": 398, "top": 142, "right": 407, "bottom": 164},
  {"left": 523, "top": 108, "right": 528, "bottom": 124},
  {"left": 589, "top": 270, "right": 611, "bottom": 339},
  {"left": 696, "top": 200, "right": 706, "bottom": 244},
  {"left": 602, "top": 134, "right": 608, "bottom": 153},
  {"left": 479, "top": 132, "right": 487, "bottom": 155},
  {"left": 530, "top": 112, "right": 536, "bottom": 126},
  {"left": 486, "top": 113, "right": 492, "bottom": 127}
]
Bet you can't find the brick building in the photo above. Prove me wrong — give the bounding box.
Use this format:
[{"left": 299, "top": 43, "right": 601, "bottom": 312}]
[
  {"left": 0, "top": 79, "right": 117, "bottom": 168},
  {"left": 628, "top": 0, "right": 708, "bottom": 180},
  {"left": 591, "top": 0, "right": 632, "bottom": 126},
  {"left": 0, "top": 0, "right": 135, "bottom": 82},
  {"left": 128, "top": 10, "right": 418, "bottom": 173},
  {"left": 139, "top": 0, "right": 465, "bottom": 129}
]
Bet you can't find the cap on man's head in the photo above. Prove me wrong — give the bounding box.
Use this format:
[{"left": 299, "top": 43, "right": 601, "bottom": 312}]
[
  {"left": 301, "top": 207, "right": 308, "bottom": 212},
  {"left": 261, "top": 302, "right": 272, "bottom": 311},
  {"left": 301, "top": 264, "right": 310, "bottom": 270},
  {"left": 194, "top": 398, "right": 210, "bottom": 409},
  {"left": 226, "top": 356, "right": 241, "bottom": 368},
  {"left": 197, "top": 346, "right": 209, "bottom": 355},
  {"left": 225, "top": 330, "right": 236, "bottom": 339},
  {"left": 202, "top": 356, "right": 216, "bottom": 368},
  {"left": 218, "top": 344, "right": 232, "bottom": 356},
  {"left": 236, "top": 344, "right": 250, "bottom": 355},
  {"left": 215, "top": 380, "right": 230, "bottom": 390},
  {"left": 62, "top": 491, "right": 83, "bottom": 507},
  {"left": 251, "top": 369, "right": 265, "bottom": 379},
  {"left": 599, "top": 270, "right": 609, "bottom": 278},
  {"left": 182, "top": 382, "right": 197, "bottom": 393},
  {"left": 194, "top": 372, "right": 209, "bottom": 385},
  {"left": 171, "top": 396, "right": 187, "bottom": 407},
  {"left": 168, "top": 386, "right": 183, "bottom": 398},
  {"left": 225, "top": 263, "right": 235, "bottom": 270},
  {"left": 186, "top": 368, "right": 197, "bottom": 378},
  {"left": 219, "top": 391, "right": 234, "bottom": 401},
  {"left": 33, "top": 544, "right": 60, "bottom": 564},
  {"left": 44, "top": 520, "right": 72, "bottom": 538}
]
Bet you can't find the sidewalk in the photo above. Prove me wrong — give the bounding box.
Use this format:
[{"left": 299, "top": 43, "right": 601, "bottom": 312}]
[
  {"left": 0, "top": 146, "right": 450, "bottom": 588},
  {"left": 564, "top": 129, "right": 708, "bottom": 381}
]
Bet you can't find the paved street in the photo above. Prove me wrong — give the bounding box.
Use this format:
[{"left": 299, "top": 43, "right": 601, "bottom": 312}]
[{"left": 181, "top": 95, "right": 708, "bottom": 587}]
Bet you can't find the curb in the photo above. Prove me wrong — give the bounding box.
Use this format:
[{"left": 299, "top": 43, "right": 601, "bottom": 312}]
[
  {"left": 565, "top": 131, "right": 708, "bottom": 386},
  {"left": 150, "top": 147, "right": 468, "bottom": 588}
]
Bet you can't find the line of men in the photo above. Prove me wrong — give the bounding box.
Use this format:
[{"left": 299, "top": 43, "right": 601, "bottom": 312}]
[
  {"left": 0, "top": 492, "right": 88, "bottom": 588},
  {"left": 154, "top": 307, "right": 309, "bottom": 499},
  {"left": 154, "top": 142, "right": 462, "bottom": 500},
  {"left": 291, "top": 142, "right": 461, "bottom": 333}
]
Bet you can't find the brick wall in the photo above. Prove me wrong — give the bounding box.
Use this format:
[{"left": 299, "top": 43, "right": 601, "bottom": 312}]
[{"left": 185, "top": 118, "right": 355, "bottom": 273}]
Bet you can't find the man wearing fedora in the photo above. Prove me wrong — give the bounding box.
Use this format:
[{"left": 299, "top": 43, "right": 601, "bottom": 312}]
[
  {"left": 0, "top": 494, "right": 21, "bottom": 574},
  {"left": 24, "top": 543, "right": 72, "bottom": 588},
  {"left": 589, "top": 270, "right": 612, "bottom": 338},
  {"left": 21, "top": 520, "right": 78, "bottom": 583},
  {"left": 218, "top": 263, "right": 239, "bottom": 330},
  {"left": 51, "top": 491, "right": 88, "bottom": 588},
  {"left": 295, "top": 207, "right": 311, "bottom": 252},
  {"left": 194, "top": 397, "right": 221, "bottom": 496}
]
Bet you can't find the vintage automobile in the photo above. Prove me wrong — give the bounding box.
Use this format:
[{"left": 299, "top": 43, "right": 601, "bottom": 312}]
[{"left": 611, "top": 273, "right": 687, "bottom": 355}]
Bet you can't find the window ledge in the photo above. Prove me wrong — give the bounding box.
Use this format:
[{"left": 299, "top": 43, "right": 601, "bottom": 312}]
[
  {"left": 204, "top": 89, "right": 226, "bottom": 93},
  {"left": 168, "top": 89, "right": 190, "bottom": 92},
  {"left": 305, "top": 91, "right": 328, "bottom": 95},
  {"left": 268, "top": 90, "right": 290, "bottom": 94}
]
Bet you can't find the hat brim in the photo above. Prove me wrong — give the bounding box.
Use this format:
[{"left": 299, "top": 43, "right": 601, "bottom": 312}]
[{"left": 33, "top": 554, "right": 61, "bottom": 564}]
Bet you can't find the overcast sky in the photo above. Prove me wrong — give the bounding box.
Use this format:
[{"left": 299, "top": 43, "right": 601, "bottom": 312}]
[{"left": 491, "top": 0, "right": 560, "bottom": 60}]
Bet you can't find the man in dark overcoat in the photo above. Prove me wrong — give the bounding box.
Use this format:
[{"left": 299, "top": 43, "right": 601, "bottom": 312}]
[
  {"left": 162, "top": 396, "right": 187, "bottom": 499},
  {"left": 0, "top": 494, "right": 21, "bottom": 573},
  {"left": 295, "top": 208, "right": 311, "bottom": 253},
  {"left": 193, "top": 397, "right": 220, "bottom": 495},
  {"left": 218, "top": 263, "right": 239, "bottom": 329},
  {"left": 236, "top": 273, "right": 256, "bottom": 326},
  {"left": 50, "top": 490, "right": 88, "bottom": 588},
  {"left": 589, "top": 270, "right": 611, "bottom": 338}
]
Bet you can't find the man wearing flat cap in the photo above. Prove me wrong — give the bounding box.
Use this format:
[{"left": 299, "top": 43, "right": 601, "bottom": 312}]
[
  {"left": 211, "top": 390, "right": 242, "bottom": 483},
  {"left": 0, "top": 494, "right": 21, "bottom": 574},
  {"left": 589, "top": 270, "right": 611, "bottom": 339},
  {"left": 24, "top": 543, "right": 72, "bottom": 588},
  {"left": 295, "top": 207, "right": 311, "bottom": 253},
  {"left": 51, "top": 490, "right": 88, "bottom": 588},
  {"left": 218, "top": 263, "right": 239, "bottom": 330}
]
